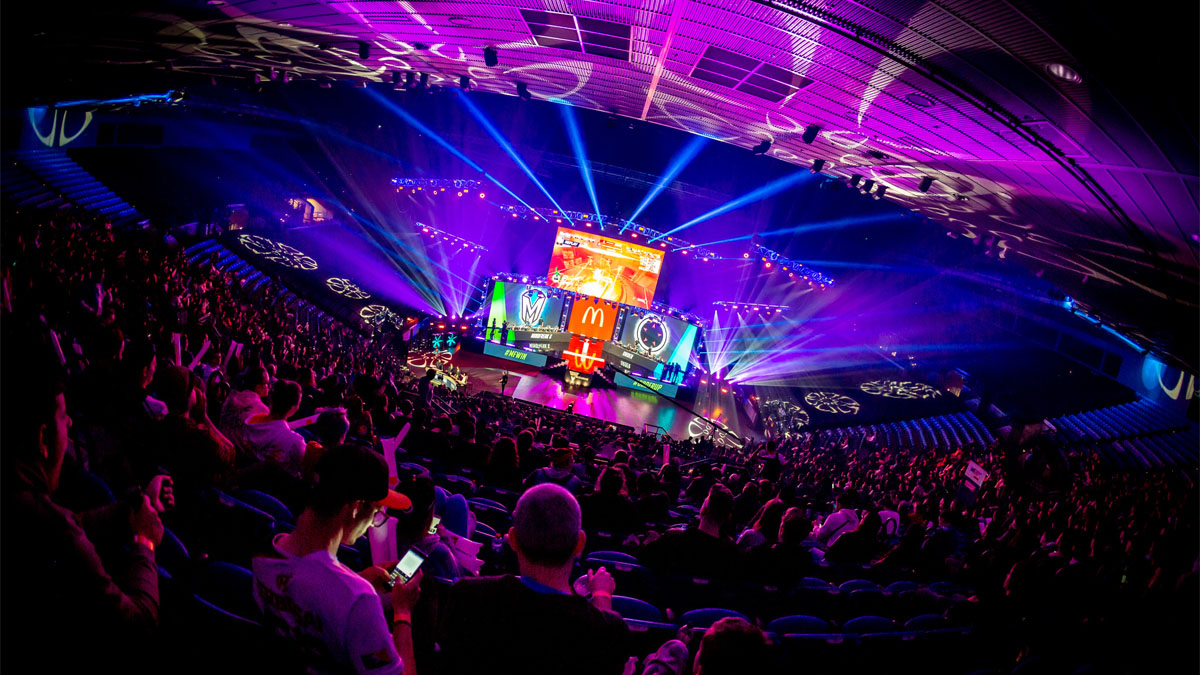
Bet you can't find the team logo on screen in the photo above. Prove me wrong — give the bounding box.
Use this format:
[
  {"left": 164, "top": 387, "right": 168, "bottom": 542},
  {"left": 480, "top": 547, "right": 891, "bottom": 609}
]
[
  {"left": 519, "top": 288, "right": 548, "bottom": 326},
  {"left": 635, "top": 314, "right": 670, "bottom": 355},
  {"left": 581, "top": 306, "right": 607, "bottom": 327}
]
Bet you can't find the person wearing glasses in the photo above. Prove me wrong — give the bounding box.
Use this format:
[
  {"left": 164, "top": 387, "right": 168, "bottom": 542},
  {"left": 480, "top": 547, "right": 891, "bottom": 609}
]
[{"left": 253, "top": 444, "right": 421, "bottom": 674}]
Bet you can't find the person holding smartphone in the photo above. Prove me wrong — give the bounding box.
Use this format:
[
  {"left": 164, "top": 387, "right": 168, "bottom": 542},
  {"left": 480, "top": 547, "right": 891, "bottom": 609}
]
[
  {"left": 252, "top": 444, "right": 420, "bottom": 675},
  {"left": 4, "top": 325, "right": 174, "bottom": 670}
]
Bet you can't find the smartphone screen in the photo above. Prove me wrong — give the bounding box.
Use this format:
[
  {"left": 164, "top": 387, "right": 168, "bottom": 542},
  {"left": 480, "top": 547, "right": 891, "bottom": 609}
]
[
  {"left": 390, "top": 549, "right": 426, "bottom": 585},
  {"left": 428, "top": 515, "right": 441, "bottom": 535}
]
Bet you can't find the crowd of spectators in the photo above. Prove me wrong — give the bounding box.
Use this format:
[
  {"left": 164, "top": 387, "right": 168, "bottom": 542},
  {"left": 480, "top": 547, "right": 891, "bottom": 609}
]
[{"left": 3, "top": 210, "right": 1196, "bottom": 674}]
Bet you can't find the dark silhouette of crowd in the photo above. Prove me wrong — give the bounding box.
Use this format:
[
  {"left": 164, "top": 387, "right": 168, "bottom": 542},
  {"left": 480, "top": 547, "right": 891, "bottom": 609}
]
[{"left": 2, "top": 211, "right": 1195, "bottom": 675}]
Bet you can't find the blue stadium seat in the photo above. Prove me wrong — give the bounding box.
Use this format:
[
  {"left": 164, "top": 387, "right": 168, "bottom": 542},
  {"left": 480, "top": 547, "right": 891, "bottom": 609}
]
[
  {"left": 904, "top": 614, "right": 948, "bottom": 631},
  {"left": 612, "top": 595, "right": 665, "bottom": 622},
  {"left": 193, "top": 560, "right": 260, "bottom": 622},
  {"left": 476, "top": 486, "right": 520, "bottom": 510},
  {"left": 678, "top": 608, "right": 748, "bottom": 630},
  {"left": 842, "top": 615, "right": 894, "bottom": 634},
  {"left": 234, "top": 488, "right": 295, "bottom": 526},
  {"left": 588, "top": 550, "right": 640, "bottom": 564},
  {"left": 839, "top": 579, "right": 879, "bottom": 592},
  {"left": 768, "top": 615, "right": 831, "bottom": 635}
]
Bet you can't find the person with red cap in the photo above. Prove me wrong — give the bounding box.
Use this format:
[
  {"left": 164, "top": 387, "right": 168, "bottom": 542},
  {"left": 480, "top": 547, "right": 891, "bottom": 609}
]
[{"left": 253, "top": 444, "right": 420, "bottom": 674}]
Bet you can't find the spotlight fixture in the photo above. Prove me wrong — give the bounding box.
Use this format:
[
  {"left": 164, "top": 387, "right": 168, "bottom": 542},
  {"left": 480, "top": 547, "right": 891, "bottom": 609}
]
[
  {"left": 419, "top": 72, "right": 429, "bottom": 89},
  {"left": 459, "top": 75, "right": 470, "bottom": 91},
  {"left": 358, "top": 42, "right": 370, "bottom": 60},
  {"left": 810, "top": 159, "right": 826, "bottom": 173},
  {"left": 750, "top": 139, "right": 771, "bottom": 155},
  {"left": 918, "top": 176, "right": 935, "bottom": 193},
  {"left": 404, "top": 71, "right": 415, "bottom": 89},
  {"left": 874, "top": 185, "right": 887, "bottom": 200},
  {"left": 848, "top": 174, "right": 862, "bottom": 188},
  {"left": 484, "top": 47, "right": 499, "bottom": 68},
  {"left": 1044, "top": 62, "right": 1083, "bottom": 84},
  {"left": 860, "top": 179, "right": 875, "bottom": 193},
  {"left": 516, "top": 82, "right": 532, "bottom": 101},
  {"left": 801, "top": 124, "right": 820, "bottom": 144},
  {"left": 392, "top": 71, "right": 404, "bottom": 85}
]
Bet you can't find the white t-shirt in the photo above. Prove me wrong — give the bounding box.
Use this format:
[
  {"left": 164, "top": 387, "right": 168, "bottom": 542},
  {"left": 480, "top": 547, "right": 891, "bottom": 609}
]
[
  {"left": 242, "top": 417, "right": 306, "bottom": 476},
  {"left": 816, "top": 508, "right": 860, "bottom": 547},
  {"left": 253, "top": 534, "right": 403, "bottom": 674}
]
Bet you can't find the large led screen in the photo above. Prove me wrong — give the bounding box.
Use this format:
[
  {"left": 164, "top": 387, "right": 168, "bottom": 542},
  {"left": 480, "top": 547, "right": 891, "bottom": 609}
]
[
  {"left": 546, "top": 227, "right": 665, "bottom": 309},
  {"left": 614, "top": 309, "right": 699, "bottom": 378},
  {"left": 485, "top": 282, "right": 565, "bottom": 338}
]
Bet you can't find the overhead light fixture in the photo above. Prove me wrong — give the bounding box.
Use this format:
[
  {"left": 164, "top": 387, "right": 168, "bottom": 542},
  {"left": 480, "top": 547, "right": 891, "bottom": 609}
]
[
  {"left": 860, "top": 179, "right": 875, "bottom": 193},
  {"left": 516, "top": 82, "right": 532, "bottom": 100},
  {"left": 419, "top": 73, "right": 429, "bottom": 90},
  {"left": 750, "top": 139, "right": 771, "bottom": 155},
  {"left": 358, "top": 42, "right": 370, "bottom": 60},
  {"left": 848, "top": 174, "right": 862, "bottom": 188},
  {"left": 810, "top": 159, "right": 826, "bottom": 173},
  {"left": 405, "top": 71, "right": 416, "bottom": 89},
  {"left": 484, "top": 47, "right": 499, "bottom": 68},
  {"left": 1044, "top": 62, "right": 1083, "bottom": 84},
  {"left": 801, "top": 124, "right": 820, "bottom": 144},
  {"left": 459, "top": 75, "right": 471, "bottom": 91},
  {"left": 918, "top": 176, "right": 934, "bottom": 193},
  {"left": 874, "top": 185, "right": 887, "bottom": 200},
  {"left": 904, "top": 92, "right": 936, "bottom": 108}
]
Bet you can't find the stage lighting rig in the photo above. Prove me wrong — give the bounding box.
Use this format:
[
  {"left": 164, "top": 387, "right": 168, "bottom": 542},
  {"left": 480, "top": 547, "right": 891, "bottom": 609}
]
[
  {"left": 801, "top": 124, "right": 820, "bottom": 144},
  {"left": 810, "top": 159, "right": 826, "bottom": 174},
  {"left": 517, "top": 82, "right": 532, "bottom": 101},
  {"left": 750, "top": 139, "right": 771, "bottom": 155},
  {"left": 358, "top": 42, "right": 370, "bottom": 60},
  {"left": 483, "top": 47, "right": 499, "bottom": 67},
  {"left": 874, "top": 185, "right": 887, "bottom": 200},
  {"left": 860, "top": 179, "right": 875, "bottom": 193},
  {"left": 918, "top": 176, "right": 935, "bottom": 192},
  {"left": 459, "top": 75, "right": 471, "bottom": 91},
  {"left": 848, "top": 174, "right": 862, "bottom": 188}
]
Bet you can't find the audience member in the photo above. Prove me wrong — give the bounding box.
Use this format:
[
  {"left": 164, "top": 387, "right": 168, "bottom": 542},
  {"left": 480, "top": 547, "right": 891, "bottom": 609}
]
[
  {"left": 437, "top": 484, "right": 631, "bottom": 675},
  {"left": 252, "top": 444, "right": 421, "bottom": 674}
]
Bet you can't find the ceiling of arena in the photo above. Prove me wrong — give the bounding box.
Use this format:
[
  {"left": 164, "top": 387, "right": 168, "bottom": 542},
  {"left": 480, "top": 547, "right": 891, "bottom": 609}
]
[{"left": 4, "top": 0, "right": 1198, "bottom": 368}]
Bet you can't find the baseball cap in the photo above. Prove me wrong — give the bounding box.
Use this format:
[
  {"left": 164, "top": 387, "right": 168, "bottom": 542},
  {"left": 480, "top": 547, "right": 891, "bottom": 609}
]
[{"left": 311, "top": 444, "right": 412, "bottom": 512}]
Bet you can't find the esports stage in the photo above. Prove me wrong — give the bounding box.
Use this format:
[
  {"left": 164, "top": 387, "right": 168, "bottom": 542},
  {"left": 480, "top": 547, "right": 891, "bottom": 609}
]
[{"left": 409, "top": 226, "right": 758, "bottom": 445}]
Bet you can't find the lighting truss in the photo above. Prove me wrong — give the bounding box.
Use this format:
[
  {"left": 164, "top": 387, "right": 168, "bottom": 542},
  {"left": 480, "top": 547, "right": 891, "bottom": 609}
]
[
  {"left": 392, "top": 177, "right": 483, "bottom": 190},
  {"left": 495, "top": 203, "right": 719, "bottom": 260},
  {"left": 750, "top": 244, "right": 835, "bottom": 287},
  {"left": 712, "top": 301, "right": 789, "bottom": 313},
  {"left": 416, "top": 223, "right": 487, "bottom": 253}
]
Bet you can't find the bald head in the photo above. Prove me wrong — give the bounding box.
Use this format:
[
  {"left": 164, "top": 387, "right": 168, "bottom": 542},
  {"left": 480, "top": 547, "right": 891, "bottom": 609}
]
[{"left": 512, "top": 484, "right": 582, "bottom": 566}]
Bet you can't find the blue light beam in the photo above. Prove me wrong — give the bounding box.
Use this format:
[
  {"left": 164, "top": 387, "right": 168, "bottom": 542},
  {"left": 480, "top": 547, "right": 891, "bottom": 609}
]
[
  {"left": 559, "top": 104, "right": 603, "bottom": 226},
  {"left": 627, "top": 135, "right": 708, "bottom": 225},
  {"left": 651, "top": 170, "right": 812, "bottom": 242},
  {"left": 458, "top": 92, "right": 575, "bottom": 226}
]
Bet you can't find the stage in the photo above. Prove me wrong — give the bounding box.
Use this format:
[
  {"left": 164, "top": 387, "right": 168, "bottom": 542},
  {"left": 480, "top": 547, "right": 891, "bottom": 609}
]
[{"left": 408, "top": 348, "right": 760, "bottom": 444}]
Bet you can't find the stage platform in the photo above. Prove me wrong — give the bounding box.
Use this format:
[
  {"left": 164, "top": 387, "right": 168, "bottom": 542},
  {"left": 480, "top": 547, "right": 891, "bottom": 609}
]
[{"left": 407, "top": 348, "right": 760, "bottom": 443}]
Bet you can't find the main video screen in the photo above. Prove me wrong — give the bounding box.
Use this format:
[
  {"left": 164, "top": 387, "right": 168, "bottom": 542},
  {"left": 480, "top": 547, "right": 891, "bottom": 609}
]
[
  {"left": 485, "top": 281, "right": 565, "bottom": 333},
  {"left": 546, "top": 227, "right": 665, "bottom": 309}
]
